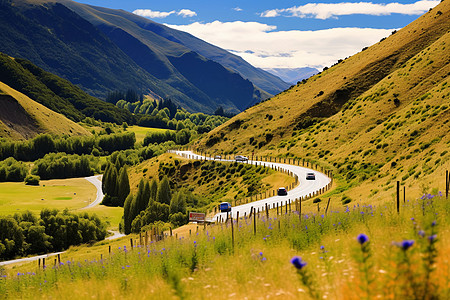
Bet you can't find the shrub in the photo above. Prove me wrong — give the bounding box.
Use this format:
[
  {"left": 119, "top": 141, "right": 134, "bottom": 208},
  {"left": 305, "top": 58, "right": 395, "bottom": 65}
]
[{"left": 24, "top": 174, "right": 40, "bottom": 186}]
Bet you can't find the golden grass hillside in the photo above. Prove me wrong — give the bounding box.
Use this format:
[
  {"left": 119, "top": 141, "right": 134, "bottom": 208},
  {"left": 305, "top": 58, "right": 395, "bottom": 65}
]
[
  {"left": 128, "top": 153, "right": 295, "bottom": 210},
  {"left": 195, "top": 0, "right": 450, "bottom": 205},
  {"left": 0, "top": 82, "right": 89, "bottom": 140}
]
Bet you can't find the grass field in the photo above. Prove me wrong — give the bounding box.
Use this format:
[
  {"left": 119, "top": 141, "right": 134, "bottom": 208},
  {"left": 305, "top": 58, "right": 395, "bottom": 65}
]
[
  {"left": 0, "top": 178, "right": 96, "bottom": 216},
  {"left": 2, "top": 190, "right": 448, "bottom": 299},
  {"left": 127, "top": 126, "right": 174, "bottom": 144}
]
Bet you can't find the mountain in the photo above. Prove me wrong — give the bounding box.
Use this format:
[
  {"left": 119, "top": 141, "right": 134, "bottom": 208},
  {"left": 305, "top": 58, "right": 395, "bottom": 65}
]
[
  {"left": 0, "top": 52, "right": 133, "bottom": 124},
  {"left": 56, "top": 1, "right": 290, "bottom": 96},
  {"left": 263, "top": 67, "right": 319, "bottom": 85},
  {"left": 196, "top": 1, "right": 450, "bottom": 201},
  {"left": 0, "top": 0, "right": 285, "bottom": 114},
  {"left": 0, "top": 81, "right": 89, "bottom": 140}
]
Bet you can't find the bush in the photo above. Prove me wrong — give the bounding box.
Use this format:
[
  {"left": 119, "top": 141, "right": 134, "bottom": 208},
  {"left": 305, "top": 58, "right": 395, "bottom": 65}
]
[
  {"left": 313, "top": 198, "right": 321, "bottom": 203},
  {"left": 24, "top": 174, "right": 40, "bottom": 186}
]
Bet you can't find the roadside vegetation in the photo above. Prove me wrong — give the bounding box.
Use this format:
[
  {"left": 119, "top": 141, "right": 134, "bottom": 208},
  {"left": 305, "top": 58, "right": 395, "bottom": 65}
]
[
  {"left": 0, "top": 189, "right": 448, "bottom": 299},
  {"left": 0, "top": 209, "right": 107, "bottom": 261}
]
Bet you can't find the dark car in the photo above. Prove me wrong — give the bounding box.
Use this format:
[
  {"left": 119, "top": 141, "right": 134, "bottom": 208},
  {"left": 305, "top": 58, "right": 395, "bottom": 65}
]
[
  {"left": 306, "top": 172, "right": 316, "bottom": 180},
  {"left": 235, "top": 155, "right": 248, "bottom": 162},
  {"left": 219, "top": 202, "right": 232, "bottom": 212},
  {"left": 277, "top": 187, "right": 288, "bottom": 196}
]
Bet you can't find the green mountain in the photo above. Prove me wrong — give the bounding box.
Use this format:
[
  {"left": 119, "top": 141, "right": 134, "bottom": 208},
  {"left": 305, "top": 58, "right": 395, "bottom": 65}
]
[
  {"left": 0, "top": 52, "right": 133, "bottom": 124},
  {"left": 0, "top": 0, "right": 285, "bottom": 113},
  {"left": 60, "top": 1, "right": 289, "bottom": 96}
]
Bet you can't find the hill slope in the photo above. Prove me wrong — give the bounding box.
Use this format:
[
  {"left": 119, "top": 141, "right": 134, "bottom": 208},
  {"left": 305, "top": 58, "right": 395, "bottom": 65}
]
[
  {"left": 0, "top": 82, "right": 89, "bottom": 140},
  {"left": 0, "top": 52, "right": 133, "bottom": 124},
  {"left": 0, "top": 0, "right": 281, "bottom": 113},
  {"left": 197, "top": 1, "right": 450, "bottom": 202}
]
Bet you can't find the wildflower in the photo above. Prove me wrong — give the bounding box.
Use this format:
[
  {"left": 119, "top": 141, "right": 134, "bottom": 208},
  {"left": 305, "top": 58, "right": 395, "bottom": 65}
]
[
  {"left": 291, "top": 256, "right": 307, "bottom": 270},
  {"left": 357, "top": 234, "right": 369, "bottom": 245},
  {"left": 398, "top": 240, "right": 414, "bottom": 250},
  {"left": 428, "top": 234, "right": 437, "bottom": 242},
  {"left": 431, "top": 221, "right": 437, "bottom": 227},
  {"left": 418, "top": 230, "right": 426, "bottom": 237}
]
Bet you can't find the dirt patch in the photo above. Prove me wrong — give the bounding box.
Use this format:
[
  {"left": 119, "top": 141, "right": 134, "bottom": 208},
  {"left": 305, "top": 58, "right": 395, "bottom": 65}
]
[{"left": 0, "top": 94, "right": 42, "bottom": 139}]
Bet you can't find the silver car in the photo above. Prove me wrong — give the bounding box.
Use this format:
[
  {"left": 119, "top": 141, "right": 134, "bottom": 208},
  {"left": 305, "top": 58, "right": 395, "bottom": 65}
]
[{"left": 235, "top": 155, "right": 248, "bottom": 161}]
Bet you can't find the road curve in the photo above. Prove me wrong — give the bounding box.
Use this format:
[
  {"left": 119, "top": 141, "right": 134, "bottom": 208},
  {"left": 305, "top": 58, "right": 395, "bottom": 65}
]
[
  {"left": 83, "top": 175, "right": 104, "bottom": 209},
  {"left": 172, "top": 151, "right": 331, "bottom": 221}
]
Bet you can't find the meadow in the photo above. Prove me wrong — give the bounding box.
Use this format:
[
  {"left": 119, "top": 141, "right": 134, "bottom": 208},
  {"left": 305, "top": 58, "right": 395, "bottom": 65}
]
[
  {"left": 1, "top": 189, "right": 448, "bottom": 299},
  {"left": 126, "top": 126, "right": 174, "bottom": 144},
  {"left": 0, "top": 178, "right": 96, "bottom": 216}
]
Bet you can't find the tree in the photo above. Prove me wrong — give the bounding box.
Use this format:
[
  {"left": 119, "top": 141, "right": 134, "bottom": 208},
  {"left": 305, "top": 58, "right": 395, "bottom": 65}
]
[
  {"left": 157, "top": 176, "right": 171, "bottom": 205},
  {"left": 123, "top": 194, "right": 134, "bottom": 234},
  {"left": 149, "top": 178, "right": 158, "bottom": 203},
  {"left": 117, "top": 166, "right": 130, "bottom": 207},
  {"left": 169, "top": 191, "right": 187, "bottom": 215}
]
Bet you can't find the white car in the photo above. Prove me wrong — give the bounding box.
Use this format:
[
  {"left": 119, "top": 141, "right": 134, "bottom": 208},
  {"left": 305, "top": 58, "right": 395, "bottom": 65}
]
[{"left": 235, "top": 155, "right": 248, "bottom": 162}]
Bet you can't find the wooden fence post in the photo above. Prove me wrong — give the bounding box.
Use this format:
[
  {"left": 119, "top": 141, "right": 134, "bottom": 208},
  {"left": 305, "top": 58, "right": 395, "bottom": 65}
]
[
  {"left": 253, "top": 207, "right": 257, "bottom": 235},
  {"left": 396, "top": 181, "right": 400, "bottom": 214},
  {"left": 444, "top": 170, "right": 448, "bottom": 197},
  {"left": 325, "top": 198, "right": 331, "bottom": 215},
  {"left": 265, "top": 203, "right": 269, "bottom": 219},
  {"left": 231, "top": 216, "right": 235, "bottom": 251},
  {"left": 403, "top": 186, "right": 406, "bottom": 203}
]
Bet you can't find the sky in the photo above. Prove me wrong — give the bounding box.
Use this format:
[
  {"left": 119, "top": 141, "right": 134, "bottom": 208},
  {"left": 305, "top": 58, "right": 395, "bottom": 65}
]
[{"left": 78, "top": 0, "right": 440, "bottom": 70}]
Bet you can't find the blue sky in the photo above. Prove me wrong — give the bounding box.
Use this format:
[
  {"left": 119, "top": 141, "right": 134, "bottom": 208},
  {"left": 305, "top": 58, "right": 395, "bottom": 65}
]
[{"left": 79, "top": 0, "right": 440, "bottom": 69}]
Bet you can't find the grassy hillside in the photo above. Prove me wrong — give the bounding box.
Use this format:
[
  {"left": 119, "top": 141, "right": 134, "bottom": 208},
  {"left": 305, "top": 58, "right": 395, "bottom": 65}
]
[
  {"left": 128, "top": 153, "right": 295, "bottom": 212},
  {"left": 196, "top": 0, "right": 450, "bottom": 204},
  {"left": 0, "top": 52, "right": 133, "bottom": 124},
  {"left": 0, "top": 81, "right": 89, "bottom": 140}
]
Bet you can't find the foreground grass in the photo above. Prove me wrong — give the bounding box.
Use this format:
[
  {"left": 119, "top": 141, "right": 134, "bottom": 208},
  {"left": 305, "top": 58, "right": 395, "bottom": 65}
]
[
  {"left": 0, "top": 178, "right": 96, "bottom": 216},
  {"left": 1, "top": 190, "right": 449, "bottom": 299}
]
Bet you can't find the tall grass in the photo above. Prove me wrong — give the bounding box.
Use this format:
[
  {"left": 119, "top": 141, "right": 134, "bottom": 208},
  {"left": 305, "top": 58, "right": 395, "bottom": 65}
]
[{"left": 1, "top": 192, "right": 449, "bottom": 299}]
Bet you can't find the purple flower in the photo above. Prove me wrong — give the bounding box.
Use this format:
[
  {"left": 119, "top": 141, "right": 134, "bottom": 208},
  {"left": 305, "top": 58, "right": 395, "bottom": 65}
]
[
  {"left": 431, "top": 221, "right": 437, "bottom": 227},
  {"left": 428, "top": 235, "right": 437, "bottom": 242},
  {"left": 418, "top": 230, "right": 425, "bottom": 237},
  {"left": 291, "top": 256, "right": 307, "bottom": 270},
  {"left": 398, "top": 240, "right": 415, "bottom": 250},
  {"left": 357, "top": 234, "right": 369, "bottom": 245}
]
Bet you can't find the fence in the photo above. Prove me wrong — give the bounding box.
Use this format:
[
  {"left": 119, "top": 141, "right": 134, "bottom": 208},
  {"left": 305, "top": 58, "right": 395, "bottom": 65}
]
[{"left": 168, "top": 148, "right": 334, "bottom": 216}]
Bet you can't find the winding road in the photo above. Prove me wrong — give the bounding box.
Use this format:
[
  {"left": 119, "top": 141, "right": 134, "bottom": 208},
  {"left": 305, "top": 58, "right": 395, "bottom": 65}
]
[
  {"left": 173, "top": 150, "right": 332, "bottom": 221},
  {"left": 83, "top": 175, "right": 104, "bottom": 209},
  {"left": 0, "top": 175, "right": 124, "bottom": 267}
]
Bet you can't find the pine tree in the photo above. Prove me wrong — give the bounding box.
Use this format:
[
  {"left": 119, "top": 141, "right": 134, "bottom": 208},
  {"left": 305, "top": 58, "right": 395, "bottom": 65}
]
[
  {"left": 170, "top": 191, "right": 187, "bottom": 215},
  {"left": 107, "top": 166, "right": 119, "bottom": 197},
  {"left": 117, "top": 166, "right": 130, "bottom": 207},
  {"left": 149, "top": 178, "right": 158, "bottom": 203},
  {"left": 102, "top": 163, "right": 111, "bottom": 194},
  {"left": 123, "top": 194, "right": 134, "bottom": 234},
  {"left": 157, "top": 176, "right": 171, "bottom": 205},
  {"left": 142, "top": 180, "right": 151, "bottom": 210},
  {"left": 134, "top": 179, "right": 147, "bottom": 216}
]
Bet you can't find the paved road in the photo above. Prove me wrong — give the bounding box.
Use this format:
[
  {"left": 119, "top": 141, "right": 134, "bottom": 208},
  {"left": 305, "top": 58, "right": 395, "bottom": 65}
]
[
  {"left": 0, "top": 252, "right": 64, "bottom": 267},
  {"left": 173, "top": 151, "right": 331, "bottom": 221},
  {"left": 83, "top": 175, "right": 104, "bottom": 209}
]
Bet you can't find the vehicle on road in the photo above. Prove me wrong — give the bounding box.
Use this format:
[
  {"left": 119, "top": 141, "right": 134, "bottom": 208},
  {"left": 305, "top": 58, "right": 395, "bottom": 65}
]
[
  {"left": 306, "top": 172, "right": 316, "bottom": 180},
  {"left": 277, "top": 187, "right": 288, "bottom": 196},
  {"left": 235, "top": 155, "right": 248, "bottom": 162},
  {"left": 219, "top": 202, "right": 232, "bottom": 212},
  {"left": 214, "top": 155, "right": 222, "bottom": 160}
]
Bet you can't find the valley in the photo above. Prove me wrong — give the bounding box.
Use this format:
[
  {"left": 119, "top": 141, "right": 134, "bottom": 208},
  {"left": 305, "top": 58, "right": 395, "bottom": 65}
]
[{"left": 0, "top": 0, "right": 449, "bottom": 298}]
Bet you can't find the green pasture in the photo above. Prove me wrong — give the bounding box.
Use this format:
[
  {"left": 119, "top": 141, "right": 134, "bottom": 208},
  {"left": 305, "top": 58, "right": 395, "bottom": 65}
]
[
  {"left": 0, "top": 178, "right": 96, "bottom": 216},
  {"left": 83, "top": 206, "right": 123, "bottom": 231},
  {"left": 127, "top": 125, "right": 174, "bottom": 144}
]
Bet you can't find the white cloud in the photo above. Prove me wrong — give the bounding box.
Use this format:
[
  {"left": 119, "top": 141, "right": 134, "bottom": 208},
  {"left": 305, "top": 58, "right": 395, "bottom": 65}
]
[
  {"left": 233, "top": 7, "right": 243, "bottom": 12},
  {"left": 167, "top": 21, "right": 394, "bottom": 69},
  {"left": 133, "top": 8, "right": 197, "bottom": 19},
  {"left": 177, "top": 9, "right": 197, "bottom": 18},
  {"left": 261, "top": 0, "right": 440, "bottom": 19}
]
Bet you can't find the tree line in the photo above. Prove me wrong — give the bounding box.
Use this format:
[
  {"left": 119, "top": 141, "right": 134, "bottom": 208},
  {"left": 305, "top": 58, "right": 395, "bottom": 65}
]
[
  {"left": 121, "top": 176, "right": 190, "bottom": 234},
  {"left": 101, "top": 154, "right": 130, "bottom": 207},
  {"left": 0, "top": 209, "right": 107, "bottom": 261},
  {"left": 0, "top": 132, "right": 136, "bottom": 162}
]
